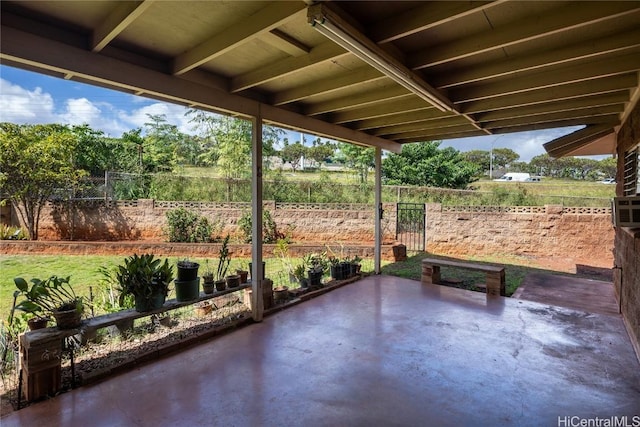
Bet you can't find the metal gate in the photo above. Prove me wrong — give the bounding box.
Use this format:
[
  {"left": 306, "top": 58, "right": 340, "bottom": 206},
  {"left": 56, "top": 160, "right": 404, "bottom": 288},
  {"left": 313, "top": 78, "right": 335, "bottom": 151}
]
[{"left": 396, "top": 203, "right": 426, "bottom": 252}]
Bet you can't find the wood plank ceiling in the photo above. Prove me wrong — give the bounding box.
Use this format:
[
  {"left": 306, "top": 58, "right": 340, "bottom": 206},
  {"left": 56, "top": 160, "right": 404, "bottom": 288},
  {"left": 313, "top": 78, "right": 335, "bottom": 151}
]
[{"left": 1, "top": 1, "right": 639, "bottom": 156}]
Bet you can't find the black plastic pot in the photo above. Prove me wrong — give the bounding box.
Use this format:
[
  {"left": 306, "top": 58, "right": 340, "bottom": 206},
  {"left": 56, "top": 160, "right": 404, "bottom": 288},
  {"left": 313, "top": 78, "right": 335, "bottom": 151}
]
[
  {"left": 175, "top": 278, "right": 200, "bottom": 302},
  {"left": 177, "top": 262, "right": 199, "bottom": 281}
]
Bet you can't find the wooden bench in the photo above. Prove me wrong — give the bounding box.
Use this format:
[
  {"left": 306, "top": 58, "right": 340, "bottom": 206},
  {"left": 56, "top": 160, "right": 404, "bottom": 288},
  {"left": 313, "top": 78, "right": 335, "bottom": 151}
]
[
  {"left": 20, "top": 284, "right": 251, "bottom": 402},
  {"left": 421, "top": 258, "right": 505, "bottom": 297}
]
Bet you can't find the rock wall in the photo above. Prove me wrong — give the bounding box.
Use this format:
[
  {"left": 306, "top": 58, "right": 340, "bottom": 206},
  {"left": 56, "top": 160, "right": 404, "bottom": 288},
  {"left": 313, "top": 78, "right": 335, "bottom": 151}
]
[
  {"left": 8, "top": 200, "right": 614, "bottom": 266},
  {"left": 13, "top": 200, "right": 398, "bottom": 244},
  {"left": 426, "top": 204, "right": 614, "bottom": 264}
]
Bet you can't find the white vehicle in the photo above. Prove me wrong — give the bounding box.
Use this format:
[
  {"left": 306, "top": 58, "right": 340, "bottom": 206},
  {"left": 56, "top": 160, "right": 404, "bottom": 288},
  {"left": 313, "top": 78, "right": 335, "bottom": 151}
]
[{"left": 493, "top": 172, "right": 531, "bottom": 182}]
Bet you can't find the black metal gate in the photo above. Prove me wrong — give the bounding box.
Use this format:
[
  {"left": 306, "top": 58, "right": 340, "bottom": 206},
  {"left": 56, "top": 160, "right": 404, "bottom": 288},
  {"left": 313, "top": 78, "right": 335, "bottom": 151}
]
[{"left": 396, "top": 203, "right": 426, "bottom": 252}]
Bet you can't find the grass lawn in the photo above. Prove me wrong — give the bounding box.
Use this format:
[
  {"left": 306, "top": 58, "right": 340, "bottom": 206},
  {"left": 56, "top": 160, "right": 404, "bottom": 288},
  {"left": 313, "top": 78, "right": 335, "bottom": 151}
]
[
  {"left": 3, "top": 250, "right": 608, "bottom": 322},
  {"left": 0, "top": 254, "right": 379, "bottom": 320}
]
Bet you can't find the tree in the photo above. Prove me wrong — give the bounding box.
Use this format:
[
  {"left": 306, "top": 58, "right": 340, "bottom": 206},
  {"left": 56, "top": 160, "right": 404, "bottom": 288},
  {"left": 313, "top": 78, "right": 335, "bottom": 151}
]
[
  {"left": 598, "top": 157, "right": 617, "bottom": 179},
  {"left": 0, "top": 123, "right": 87, "bottom": 240},
  {"left": 306, "top": 138, "right": 335, "bottom": 168},
  {"left": 335, "top": 142, "right": 374, "bottom": 183},
  {"left": 492, "top": 148, "right": 520, "bottom": 170},
  {"left": 462, "top": 150, "right": 490, "bottom": 174},
  {"left": 186, "top": 110, "right": 283, "bottom": 176},
  {"left": 143, "top": 114, "right": 190, "bottom": 172},
  {"left": 280, "top": 140, "right": 307, "bottom": 172},
  {"left": 382, "top": 141, "right": 479, "bottom": 189}
]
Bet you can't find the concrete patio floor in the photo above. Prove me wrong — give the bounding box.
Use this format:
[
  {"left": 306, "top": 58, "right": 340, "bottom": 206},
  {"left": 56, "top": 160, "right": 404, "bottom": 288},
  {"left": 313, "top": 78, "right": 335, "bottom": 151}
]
[{"left": 3, "top": 275, "right": 639, "bottom": 426}]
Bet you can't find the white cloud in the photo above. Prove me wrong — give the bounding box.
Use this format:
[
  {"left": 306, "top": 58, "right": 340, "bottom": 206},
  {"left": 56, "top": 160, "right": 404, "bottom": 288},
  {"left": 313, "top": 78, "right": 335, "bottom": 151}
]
[
  {"left": 118, "top": 102, "right": 195, "bottom": 134},
  {"left": 0, "top": 78, "right": 57, "bottom": 123}
]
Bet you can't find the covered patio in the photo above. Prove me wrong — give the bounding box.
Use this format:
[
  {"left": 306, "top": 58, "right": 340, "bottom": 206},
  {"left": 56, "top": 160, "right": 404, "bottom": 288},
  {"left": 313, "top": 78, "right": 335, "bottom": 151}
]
[
  {"left": 2, "top": 1, "right": 640, "bottom": 423},
  {"left": 3, "top": 275, "right": 639, "bottom": 426}
]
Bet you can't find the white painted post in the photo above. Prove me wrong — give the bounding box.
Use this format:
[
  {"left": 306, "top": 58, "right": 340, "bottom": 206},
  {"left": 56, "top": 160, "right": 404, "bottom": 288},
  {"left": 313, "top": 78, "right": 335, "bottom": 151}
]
[
  {"left": 375, "top": 147, "right": 382, "bottom": 274},
  {"left": 251, "top": 111, "right": 264, "bottom": 322}
]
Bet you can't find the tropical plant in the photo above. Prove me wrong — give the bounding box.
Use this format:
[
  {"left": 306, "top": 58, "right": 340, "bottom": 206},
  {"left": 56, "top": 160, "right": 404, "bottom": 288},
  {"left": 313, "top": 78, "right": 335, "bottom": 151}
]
[
  {"left": 115, "top": 254, "right": 174, "bottom": 305},
  {"left": 96, "top": 266, "right": 134, "bottom": 313},
  {"left": 216, "top": 235, "right": 231, "bottom": 281},
  {"left": 14, "top": 275, "right": 84, "bottom": 316}
]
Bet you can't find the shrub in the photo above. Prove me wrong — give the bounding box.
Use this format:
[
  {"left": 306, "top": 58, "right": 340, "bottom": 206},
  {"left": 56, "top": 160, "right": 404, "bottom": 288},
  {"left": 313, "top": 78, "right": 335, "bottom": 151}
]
[
  {"left": 0, "top": 225, "right": 27, "bottom": 240},
  {"left": 238, "top": 209, "right": 286, "bottom": 243},
  {"left": 165, "top": 207, "right": 217, "bottom": 243}
]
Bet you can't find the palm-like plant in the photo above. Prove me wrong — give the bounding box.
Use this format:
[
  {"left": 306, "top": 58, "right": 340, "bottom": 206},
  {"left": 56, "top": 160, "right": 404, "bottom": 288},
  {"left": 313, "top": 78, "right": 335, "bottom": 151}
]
[
  {"left": 115, "top": 254, "right": 174, "bottom": 306},
  {"left": 14, "top": 275, "right": 84, "bottom": 316}
]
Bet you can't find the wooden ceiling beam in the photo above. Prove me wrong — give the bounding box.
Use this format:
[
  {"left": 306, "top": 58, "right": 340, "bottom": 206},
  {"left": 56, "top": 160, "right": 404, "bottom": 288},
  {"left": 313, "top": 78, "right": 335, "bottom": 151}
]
[
  {"left": 352, "top": 108, "right": 450, "bottom": 131},
  {"left": 460, "top": 74, "right": 638, "bottom": 114},
  {"left": 372, "top": 116, "right": 469, "bottom": 137},
  {"left": 304, "top": 86, "right": 410, "bottom": 116},
  {"left": 433, "top": 28, "right": 640, "bottom": 89},
  {"left": 370, "top": 1, "right": 499, "bottom": 43},
  {"left": 482, "top": 105, "right": 623, "bottom": 129},
  {"left": 388, "top": 124, "right": 480, "bottom": 140},
  {"left": 450, "top": 52, "right": 640, "bottom": 103},
  {"left": 396, "top": 130, "right": 488, "bottom": 143},
  {"left": 492, "top": 116, "right": 620, "bottom": 135},
  {"left": 262, "top": 29, "right": 310, "bottom": 57},
  {"left": 92, "top": 1, "right": 153, "bottom": 52},
  {"left": 172, "top": 2, "right": 304, "bottom": 75},
  {"left": 272, "top": 66, "right": 384, "bottom": 105},
  {"left": 475, "top": 92, "right": 631, "bottom": 122},
  {"left": 331, "top": 97, "right": 430, "bottom": 124},
  {"left": 231, "top": 42, "right": 347, "bottom": 92},
  {"left": 410, "top": 2, "right": 640, "bottom": 69}
]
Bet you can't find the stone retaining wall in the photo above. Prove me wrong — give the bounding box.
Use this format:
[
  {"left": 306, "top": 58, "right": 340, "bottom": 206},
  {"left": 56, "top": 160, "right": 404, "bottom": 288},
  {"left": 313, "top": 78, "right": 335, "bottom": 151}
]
[
  {"left": 426, "top": 204, "right": 614, "bottom": 264},
  {"left": 11, "top": 200, "right": 397, "bottom": 244},
  {"left": 6, "top": 200, "right": 614, "bottom": 265}
]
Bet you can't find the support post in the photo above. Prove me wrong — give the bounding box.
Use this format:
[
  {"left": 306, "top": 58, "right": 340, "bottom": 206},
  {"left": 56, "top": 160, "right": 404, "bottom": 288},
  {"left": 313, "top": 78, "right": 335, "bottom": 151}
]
[
  {"left": 251, "top": 110, "right": 264, "bottom": 321},
  {"left": 374, "top": 147, "right": 382, "bottom": 274}
]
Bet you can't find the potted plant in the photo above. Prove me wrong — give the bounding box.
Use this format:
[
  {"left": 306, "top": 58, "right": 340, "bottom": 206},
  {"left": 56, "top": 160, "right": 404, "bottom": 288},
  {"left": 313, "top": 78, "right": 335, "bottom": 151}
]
[
  {"left": 116, "top": 254, "right": 174, "bottom": 312},
  {"left": 329, "top": 256, "right": 344, "bottom": 281},
  {"left": 175, "top": 258, "right": 200, "bottom": 302},
  {"left": 202, "top": 260, "right": 215, "bottom": 294},
  {"left": 12, "top": 287, "right": 50, "bottom": 330},
  {"left": 273, "top": 285, "right": 289, "bottom": 303},
  {"left": 236, "top": 262, "right": 249, "bottom": 284},
  {"left": 305, "top": 252, "right": 327, "bottom": 287},
  {"left": 292, "top": 263, "right": 308, "bottom": 288},
  {"left": 14, "top": 276, "right": 84, "bottom": 329},
  {"left": 215, "top": 235, "right": 231, "bottom": 291},
  {"left": 177, "top": 258, "right": 199, "bottom": 281}
]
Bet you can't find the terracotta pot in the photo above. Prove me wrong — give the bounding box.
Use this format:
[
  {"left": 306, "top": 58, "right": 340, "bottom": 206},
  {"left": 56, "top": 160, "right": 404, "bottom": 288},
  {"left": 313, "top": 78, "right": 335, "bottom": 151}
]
[
  {"left": 236, "top": 270, "right": 249, "bottom": 284},
  {"left": 27, "top": 317, "right": 49, "bottom": 330},
  {"left": 53, "top": 308, "right": 82, "bottom": 329},
  {"left": 273, "top": 286, "right": 289, "bottom": 303},
  {"left": 215, "top": 279, "right": 226, "bottom": 292},
  {"left": 226, "top": 274, "right": 241, "bottom": 288}
]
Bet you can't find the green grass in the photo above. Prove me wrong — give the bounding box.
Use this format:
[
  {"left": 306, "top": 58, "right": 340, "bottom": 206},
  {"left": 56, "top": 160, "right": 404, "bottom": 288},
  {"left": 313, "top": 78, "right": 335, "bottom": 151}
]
[
  {"left": 0, "top": 254, "right": 380, "bottom": 320},
  {"left": 380, "top": 251, "right": 600, "bottom": 297},
  {"left": 473, "top": 178, "right": 615, "bottom": 199}
]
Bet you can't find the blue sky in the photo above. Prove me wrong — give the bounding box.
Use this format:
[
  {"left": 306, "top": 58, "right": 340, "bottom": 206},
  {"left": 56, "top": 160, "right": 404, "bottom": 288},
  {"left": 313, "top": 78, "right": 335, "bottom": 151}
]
[{"left": 0, "top": 64, "right": 587, "bottom": 162}]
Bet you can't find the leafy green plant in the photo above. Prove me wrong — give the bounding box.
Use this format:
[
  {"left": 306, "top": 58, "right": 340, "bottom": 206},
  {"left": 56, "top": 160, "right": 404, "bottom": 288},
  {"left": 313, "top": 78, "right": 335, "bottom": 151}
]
[
  {"left": 96, "top": 266, "right": 134, "bottom": 313},
  {"left": 14, "top": 275, "right": 84, "bottom": 316},
  {"left": 238, "top": 209, "right": 285, "bottom": 243},
  {"left": 165, "top": 207, "right": 216, "bottom": 243},
  {"left": 0, "top": 225, "right": 27, "bottom": 240},
  {"left": 115, "top": 254, "right": 174, "bottom": 305},
  {"left": 216, "top": 235, "right": 231, "bottom": 281}
]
